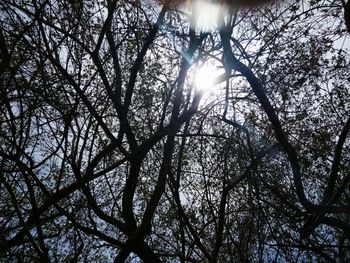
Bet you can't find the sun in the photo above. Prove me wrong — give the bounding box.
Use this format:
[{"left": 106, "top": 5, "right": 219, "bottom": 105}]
[{"left": 194, "top": 63, "right": 219, "bottom": 92}]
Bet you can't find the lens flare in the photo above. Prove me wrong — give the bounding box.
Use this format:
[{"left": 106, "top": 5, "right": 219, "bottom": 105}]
[{"left": 192, "top": 1, "right": 221, "bottom": 32}]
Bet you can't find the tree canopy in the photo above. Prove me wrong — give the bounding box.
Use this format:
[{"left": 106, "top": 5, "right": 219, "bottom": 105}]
[{"left": 0, "top": 0, "right": 349, "bottom": 262}]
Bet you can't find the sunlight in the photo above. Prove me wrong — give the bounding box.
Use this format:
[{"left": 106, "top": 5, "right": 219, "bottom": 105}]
[
  {"left": 194, "top": 64, "right": 217, "bottom": 92},
  {"left": 192, "top": 1, "right": 222, "bottom": 32}
]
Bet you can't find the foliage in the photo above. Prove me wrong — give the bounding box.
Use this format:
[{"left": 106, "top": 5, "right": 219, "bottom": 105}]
[{"left": 0, "top": 0, "right": 349, "bottom": 262}]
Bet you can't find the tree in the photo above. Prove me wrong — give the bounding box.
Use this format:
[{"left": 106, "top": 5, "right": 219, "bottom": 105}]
[{"left": 0, "top": 0, "right": 349, "bottom": 262}]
